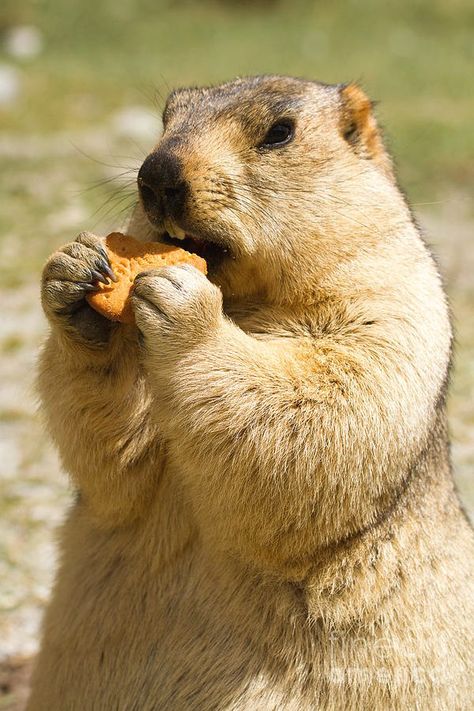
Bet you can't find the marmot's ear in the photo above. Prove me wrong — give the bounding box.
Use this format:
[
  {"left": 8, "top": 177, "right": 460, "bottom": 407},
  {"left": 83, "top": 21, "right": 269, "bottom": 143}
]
[{"left": 338, "top": 83, "right": 393, "bottom": 178}]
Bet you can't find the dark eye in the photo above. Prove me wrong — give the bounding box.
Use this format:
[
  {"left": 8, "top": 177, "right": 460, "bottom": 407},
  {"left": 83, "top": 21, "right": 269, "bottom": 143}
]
[{"left": 260, "top": 120, "right": 294, "bottom": 149}]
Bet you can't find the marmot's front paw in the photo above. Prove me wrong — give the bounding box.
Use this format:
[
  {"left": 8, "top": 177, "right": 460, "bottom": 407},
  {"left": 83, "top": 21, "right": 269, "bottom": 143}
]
[
  {"left": 42, "top": 231, "right": 118, "bottom": 344},
  {"left": 132, "top": 264, "right": 223, "bottom": 361}
]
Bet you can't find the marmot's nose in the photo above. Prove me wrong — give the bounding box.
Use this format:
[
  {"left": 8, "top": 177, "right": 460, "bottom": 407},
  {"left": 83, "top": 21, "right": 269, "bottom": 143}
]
[{"left": 137, "top": 150, "right": 187, "bottom": 222}]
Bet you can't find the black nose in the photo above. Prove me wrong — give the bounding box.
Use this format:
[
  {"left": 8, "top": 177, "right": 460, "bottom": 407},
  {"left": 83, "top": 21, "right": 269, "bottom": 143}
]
[{"left": 137, "top": 150, "right": 187, "bottom": 223}]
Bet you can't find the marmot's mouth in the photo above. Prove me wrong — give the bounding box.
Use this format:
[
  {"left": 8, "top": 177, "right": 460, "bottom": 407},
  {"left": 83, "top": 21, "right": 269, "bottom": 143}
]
[{"left": 157, "top": 228, "right": 234, "bottom": 269}]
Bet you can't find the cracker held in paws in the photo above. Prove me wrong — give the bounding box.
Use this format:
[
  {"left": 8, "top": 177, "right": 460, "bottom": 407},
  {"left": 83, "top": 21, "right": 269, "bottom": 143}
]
[{"left": 86, "top": 232, "right": 207, "bottom": 324}]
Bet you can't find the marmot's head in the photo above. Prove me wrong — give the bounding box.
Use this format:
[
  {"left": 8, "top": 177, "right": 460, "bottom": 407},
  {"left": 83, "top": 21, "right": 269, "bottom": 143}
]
[{"left": 137, "top": 75, "right": 406, "bottom": 302}]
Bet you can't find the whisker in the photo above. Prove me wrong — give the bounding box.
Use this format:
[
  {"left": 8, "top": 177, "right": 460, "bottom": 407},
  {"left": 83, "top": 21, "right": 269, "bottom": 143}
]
[
  {"left": 77, "top": 173, "right": 137, "bottom": 196},
  {"left": 90, "top": 195, "right": 138, "bottom": 231},
  {"left": 90, "top": 188, "right": 137, "bottom": 222}
]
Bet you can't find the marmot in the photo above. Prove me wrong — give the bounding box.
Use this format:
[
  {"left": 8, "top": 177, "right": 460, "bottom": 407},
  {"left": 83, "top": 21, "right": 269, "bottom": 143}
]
[{"left": 28, "top": 76, "right": 474, "bottom": 710}]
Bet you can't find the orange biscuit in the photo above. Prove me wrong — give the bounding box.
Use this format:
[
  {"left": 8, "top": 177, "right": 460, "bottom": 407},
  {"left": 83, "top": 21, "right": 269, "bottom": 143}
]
[{"left": 86, "top": 232, "right": 207, "bottom": 324}]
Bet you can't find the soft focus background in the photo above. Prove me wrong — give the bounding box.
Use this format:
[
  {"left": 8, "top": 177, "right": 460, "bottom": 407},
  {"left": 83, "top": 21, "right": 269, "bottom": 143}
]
[{"left": 0, "top": 0, "right": 473, "bottom": 707}]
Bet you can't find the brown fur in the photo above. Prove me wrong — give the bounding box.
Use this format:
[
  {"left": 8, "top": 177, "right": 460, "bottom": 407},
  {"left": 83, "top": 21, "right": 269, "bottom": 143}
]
[{"left": 28, "top": 76, "right": 474, "bottom": 710}]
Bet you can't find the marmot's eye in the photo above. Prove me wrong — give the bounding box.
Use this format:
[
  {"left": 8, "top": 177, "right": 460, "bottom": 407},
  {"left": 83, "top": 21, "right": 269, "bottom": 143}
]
[{"left": 260, "top": 121, "right": 294, "bottom": 149}]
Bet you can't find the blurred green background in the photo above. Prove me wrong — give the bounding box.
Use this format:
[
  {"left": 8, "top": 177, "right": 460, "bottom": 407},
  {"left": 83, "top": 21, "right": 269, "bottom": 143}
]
[
  {"left": 1, "top": 0, "right": 474, "bottom": 284},
  {"left": 0, "top": 0, "right": 473, "bottom": 706},
  {"left": 1, "top": 0, "right": 474, "bottom": 280},
  {"left": 2, "top": 0, "right": 474, "bottom": 181}
]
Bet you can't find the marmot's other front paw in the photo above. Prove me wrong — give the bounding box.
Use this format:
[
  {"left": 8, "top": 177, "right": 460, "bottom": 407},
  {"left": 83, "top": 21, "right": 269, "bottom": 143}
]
[
  {"left": 42, "top": 231, "right": 118, "bottom": 344},
  {"left": 132, "top": 264, "right": 223, "bottom": 361}
]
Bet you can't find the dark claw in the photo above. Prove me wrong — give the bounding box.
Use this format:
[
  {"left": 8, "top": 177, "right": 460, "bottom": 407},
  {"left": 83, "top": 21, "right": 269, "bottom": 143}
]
[
  {"left": 96, "top": 244, "right": 109, "bottom": 261},
  {"left": 78, "top": 282, "right": 100, "bottom": 292},
  {"left": 99, "top": 259, "right": 118, "bottom": 283},
  {"left": 90, "top": 269, "right": 110, "bottom": 285}
]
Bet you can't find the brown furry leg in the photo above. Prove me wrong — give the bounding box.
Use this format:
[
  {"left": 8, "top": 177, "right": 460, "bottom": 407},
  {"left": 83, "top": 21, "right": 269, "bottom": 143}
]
[{"left": 39, "top": 231, "right": 164, "bottom": 524}]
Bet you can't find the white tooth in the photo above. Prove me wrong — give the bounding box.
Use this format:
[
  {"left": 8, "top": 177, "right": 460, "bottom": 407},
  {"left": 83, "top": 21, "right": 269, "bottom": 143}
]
[
  {"left": 165, "top": 220, "right": 186, "bottom": 240},
  {"left": 173, "top": 225, "right": 186, "bottom": 240}
]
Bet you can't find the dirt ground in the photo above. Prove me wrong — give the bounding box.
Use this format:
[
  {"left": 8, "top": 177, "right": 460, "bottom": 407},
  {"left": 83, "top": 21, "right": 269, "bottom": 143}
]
[{"left": 0, "top": 198, "right": 473, "bottom": 710}]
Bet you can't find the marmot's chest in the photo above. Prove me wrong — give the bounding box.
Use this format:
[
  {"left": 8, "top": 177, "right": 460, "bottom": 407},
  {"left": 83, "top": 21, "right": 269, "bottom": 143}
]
[{"left": 225, "top": 303, "right": 295, "bottom": 340}]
